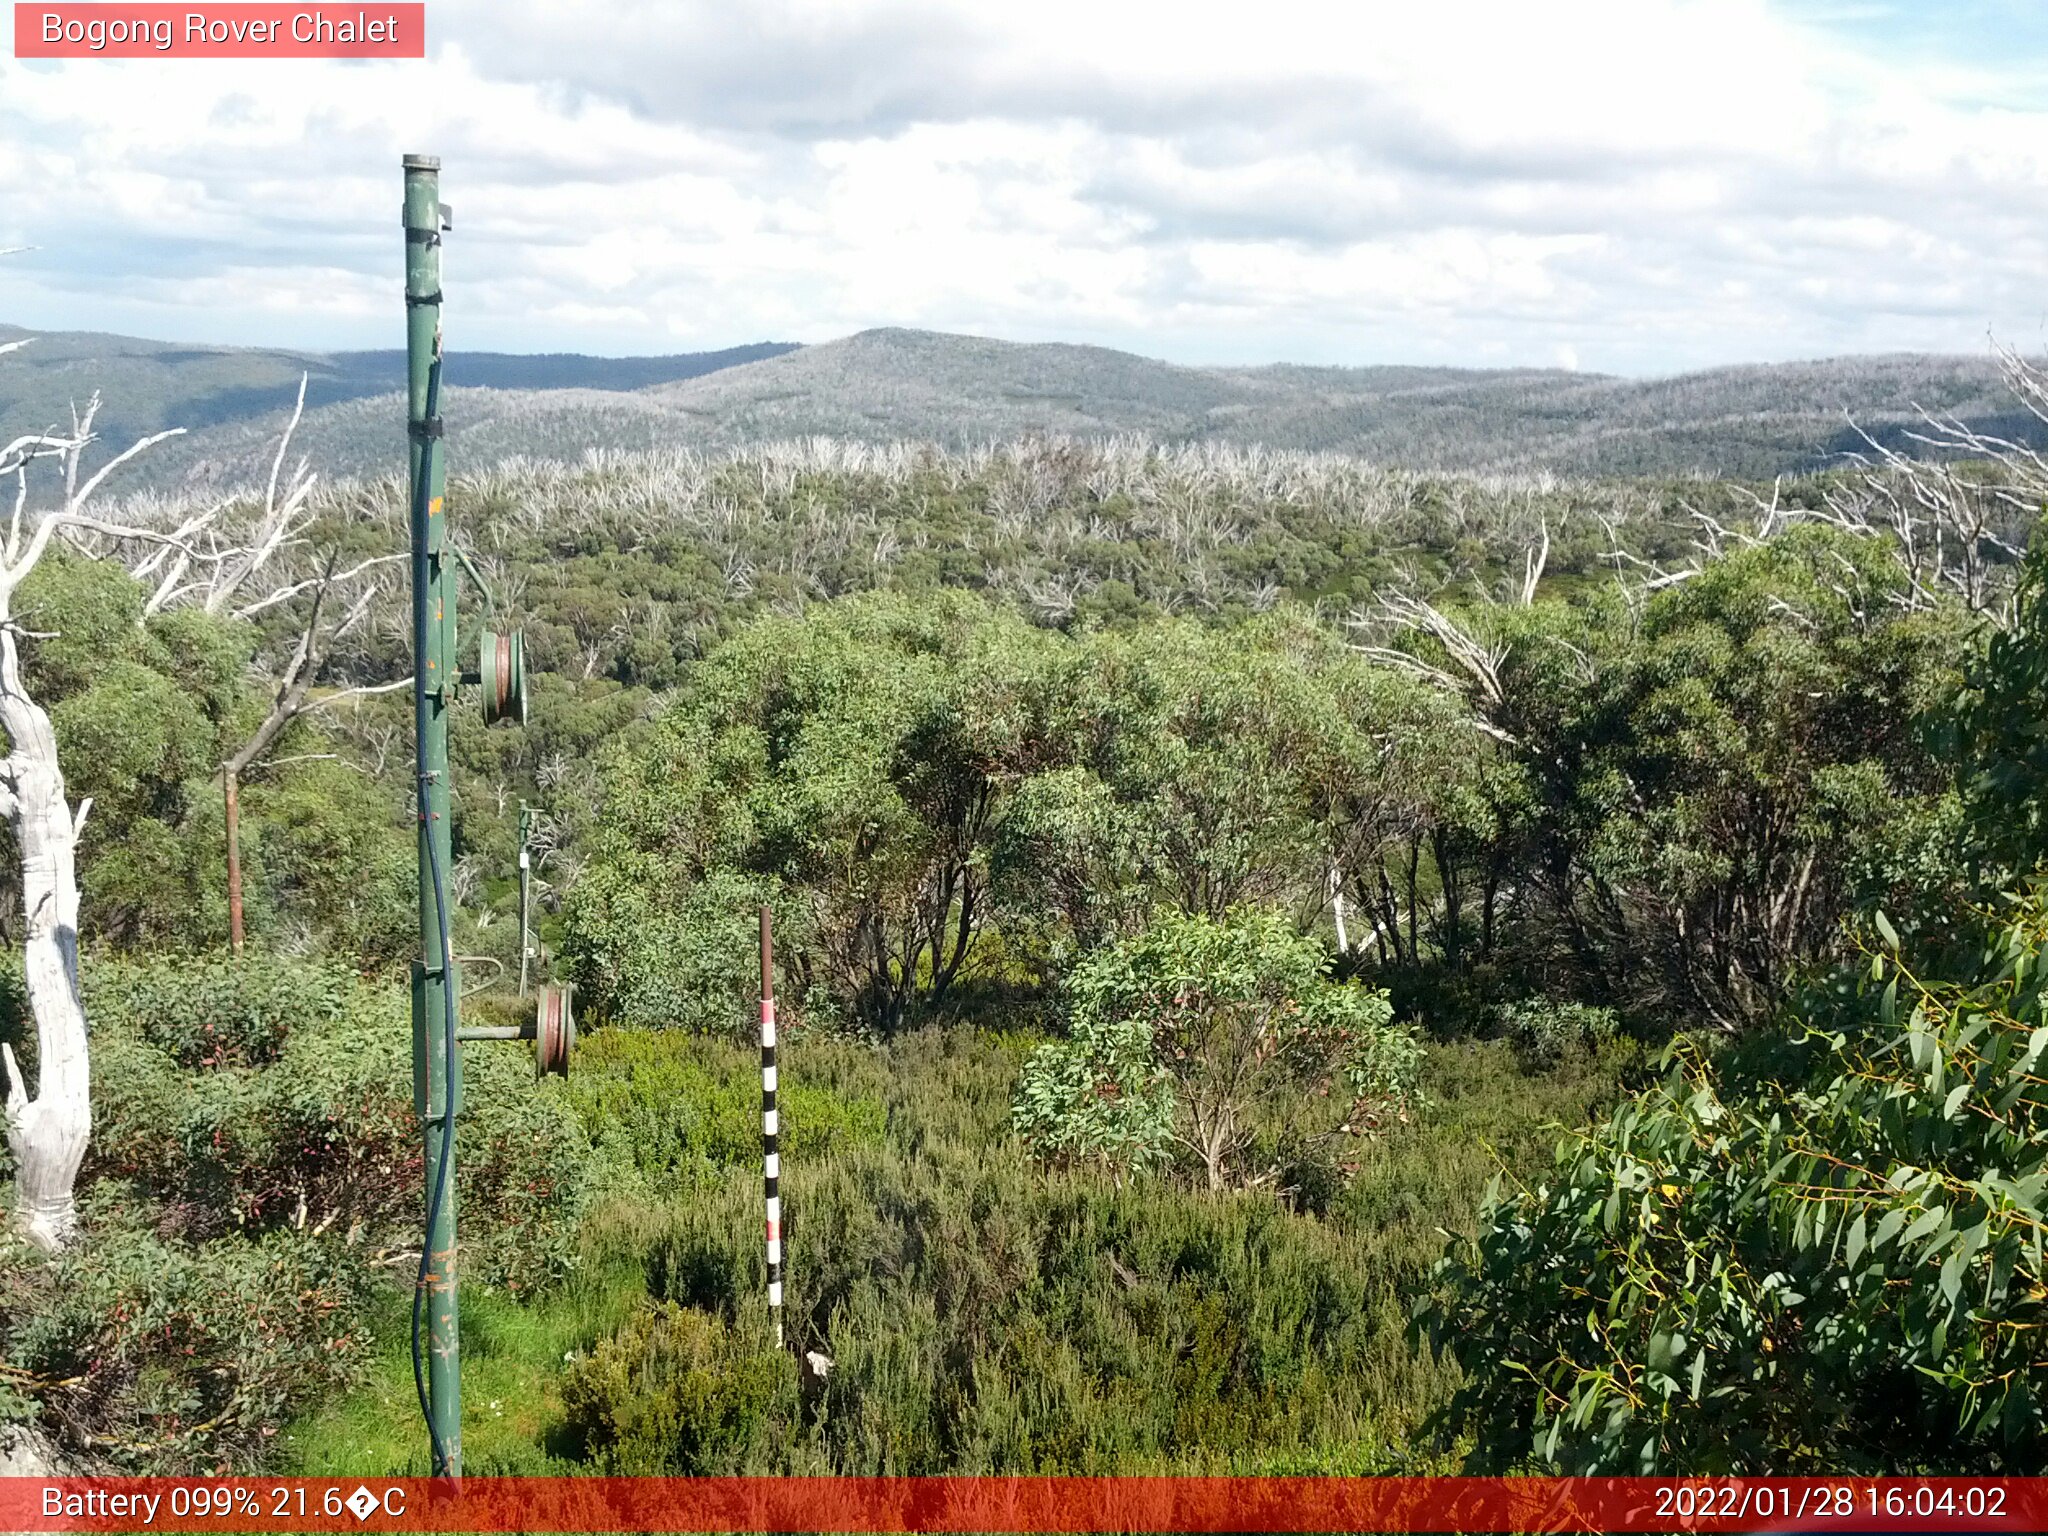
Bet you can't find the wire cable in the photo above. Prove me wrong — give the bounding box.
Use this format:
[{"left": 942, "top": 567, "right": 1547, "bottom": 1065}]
[{"left": 408, "top": 349, "right": 459, "bottom": 1479}]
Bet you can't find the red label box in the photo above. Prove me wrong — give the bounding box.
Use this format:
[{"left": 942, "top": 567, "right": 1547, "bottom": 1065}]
[
  {"left": 1, "top": 1477, "right": 2045, "bottom": 1533},
  {"left": 13, "top": 4, "right": 425, "bottom": 57}
]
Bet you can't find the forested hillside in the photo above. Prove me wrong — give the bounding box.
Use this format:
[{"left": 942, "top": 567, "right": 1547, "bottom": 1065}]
[
  {"left": 7, "top": 323, "right": 2034, "bottom": 492},
  {"left": 0, "top": 348, "right": 2044, "bottom": 1477},
  {"left": 0, "top": 326, "right": 796, "bottom": 481}
]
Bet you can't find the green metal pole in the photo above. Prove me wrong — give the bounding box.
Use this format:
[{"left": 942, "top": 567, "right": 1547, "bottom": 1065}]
[{"left": 403, "top": 152, "right": 462, "bottom": 1478}]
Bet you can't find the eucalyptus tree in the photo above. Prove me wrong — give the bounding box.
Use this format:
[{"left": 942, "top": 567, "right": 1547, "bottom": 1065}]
[
  {"left": 1356, "top": 525, "right": 1961, "bottom": 1026},
  {"left": 1014, "top": 905, "right": 1422, "bottom": 1192},
  {"left": 568, "top": 590, "right": 1060, "bottom": 1031},
  {"left": 1426, "top": 543, "right": 2048, "bottom": 1470},
  {"left": 999, "top": 615, "right": 1417, "bottom": 939}
]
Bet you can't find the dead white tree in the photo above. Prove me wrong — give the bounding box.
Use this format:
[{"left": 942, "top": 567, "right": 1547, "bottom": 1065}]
[
  {"left": 0, "top": 328, "right": 381, "bottom": 1244},
  {"left": 180, "top": 385, "right": 406, "bottom": 953},
  {"left": 1350, "top": 590, "right": 1518, "bottom": 744},
  {"left": 0, "top": 388, "right": 189, "bottom": 1250},
  {"left": 1813, "top": 370, "right": 2037, "bottom": 621},
  {"left": 220, "top": 557, "right": 405, "bottom": 952},
  {"left": 1598, "top": 345, "right": 2048, "bottom": 623}
]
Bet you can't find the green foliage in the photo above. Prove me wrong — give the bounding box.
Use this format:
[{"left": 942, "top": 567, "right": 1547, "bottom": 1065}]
[
  {"left": 11, "top": 549, "right": 244, "bottom": 947},
  {"left": 1408, "top": 514, "right": 2048, "bottom": 1475},
  {"left": 0, "top": 1193, "right": 376, "bottom": 1471},
  {"left": 1002, "top": 616, "right": 1464, "bottom": 938},
  {"left": 87, "top": 957, "right": 351, "bottom": 1069},
  {"left": 563, "top": 1028, "right": 886, "bottom": 1183},
  {"left": 566, "top": 529, "right": 1953, "bottom": 1047},
  {"left": 1585, "top": 531, "right": 1959, "bottom": 1018},
  {"left": 558, "top": 1301, "right": 789, "bottom": 1472},
  {"left": 74, "top": 959, "right": 596, "bottom": 1289},
  {"left": 565, "top": 860, "right": 775, "bottom": 1035},
  {"left": 569, "top": 598, "right": 1470, "bottom": 1034},
  {"left": 596, "top": 1026, "right": 1617, "bottom": 1474},
  {"left": 0, "top": 395, "right": 2009, "bottom": 1481},
  {"left": 1958, "top": 535, "right": 2048, "bottom": 879},
  {"left": 279, "top": 1246, "right": 656, "bottom": 1476},
  {"left": 1489, "top": 996, "right": 1620, "bottom": 1064},
  {"left": 0, "top": 954, "right": 613, "bottom": 1469},
  {"left": 1425, "top": 894, "right": 2048, "bottom": 1473},
  {"left": 1012, "top": 1006, "right": 1172, "bottom": 1179},
  {"left": 1379, "top": 526, "right": 1965, "bottom": 1026},
  {"left": 0, "top": 547, "right": 415, "bottom": 963},
  {"left": 1017, "top": 908, "right": 1420, "bottom": 1191},
  {"left": 273, "top": 995, "right": 1624, "bottom": 1476},
  {"left": 567, "top": 590, "right": 1061, "bottom": 1030},
  {"left": 237, "top": 759, "right": 414, "bottom": 965}
]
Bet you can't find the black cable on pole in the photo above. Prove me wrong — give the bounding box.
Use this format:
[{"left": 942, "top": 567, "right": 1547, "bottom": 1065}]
[{"left": 408, "top": 352, "right": 459, "bottom": 1479}]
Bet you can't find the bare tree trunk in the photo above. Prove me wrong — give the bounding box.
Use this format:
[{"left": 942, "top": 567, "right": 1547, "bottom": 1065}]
[
  {"left": 214, "top": 554, "right": 401, "bottom": 954},
  {"left": 224, "top": 770, "right": 245, "bottom": 956},
  {"left": 0, "top": 629, "right": 89, "bottom": 1252},
  {"left": 1404, "top": 837, "right": 1421, "bottom": 962}
]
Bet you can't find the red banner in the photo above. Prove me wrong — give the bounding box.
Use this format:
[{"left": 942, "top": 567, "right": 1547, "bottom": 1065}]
[
  {"left": 0, "top": 1476, "right": 2044, "bottom": 1532},
  {"left": 12, "top": 4, "right": 424, "bottom": 58}
]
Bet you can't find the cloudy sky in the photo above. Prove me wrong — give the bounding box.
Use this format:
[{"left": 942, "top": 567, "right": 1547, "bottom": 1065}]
[{"left": 3, "top": 0, "right": 2045, "bottom": 374}]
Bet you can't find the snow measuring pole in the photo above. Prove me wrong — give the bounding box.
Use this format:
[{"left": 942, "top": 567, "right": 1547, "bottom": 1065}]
[
  {"left": 404, "top": 152, "right": 462, "bottom": 1479},
  {"left": 761, "top": 907, "right": 783, "bottom": 1348}
]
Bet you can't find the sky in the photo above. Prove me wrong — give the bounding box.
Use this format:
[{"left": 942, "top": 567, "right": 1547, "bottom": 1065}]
[{"left": 2, "top": 0, "right": 2046, "bottom": 375}]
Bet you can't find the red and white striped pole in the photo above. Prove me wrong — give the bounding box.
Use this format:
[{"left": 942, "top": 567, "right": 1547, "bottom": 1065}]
[{"left": 760, "top": 906, "right": 783, "bottom": 1349}]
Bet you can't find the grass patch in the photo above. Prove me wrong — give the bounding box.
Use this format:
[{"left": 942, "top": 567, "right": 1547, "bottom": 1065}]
[{"left": 278, "top": 1226, "right": 650, "bottom": 1476}]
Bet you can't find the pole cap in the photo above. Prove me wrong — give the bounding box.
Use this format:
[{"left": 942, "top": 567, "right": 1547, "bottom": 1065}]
[{"left": 403, "top": 154, "right": 441, "bottom": 171}]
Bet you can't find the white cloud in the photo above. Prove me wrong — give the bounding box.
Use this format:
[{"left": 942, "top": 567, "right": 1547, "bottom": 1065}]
[{"left": 1, "top": 0, "right": 2044, "bottom": 372}]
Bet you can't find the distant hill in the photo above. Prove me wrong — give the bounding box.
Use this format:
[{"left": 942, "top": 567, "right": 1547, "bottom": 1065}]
[
  {"left": 1, "top": 323, "right": 2030, "bottom": 491},
  {"left": 636, "top": 330, "right": 2030, "bottom": 477},
  {"left": 0, "top": 326, "right": 797, "bottom": 472}
]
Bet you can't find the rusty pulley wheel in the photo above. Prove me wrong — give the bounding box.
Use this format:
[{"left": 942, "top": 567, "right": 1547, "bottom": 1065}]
[
  {"left": 478, "top": 628, "right": 528, "bottom": 727},
  {"left": 535, "top": 982, "right": 574, "bottom": 1078}
]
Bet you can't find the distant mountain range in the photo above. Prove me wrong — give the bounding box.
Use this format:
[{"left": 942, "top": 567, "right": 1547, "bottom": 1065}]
[
  {"left": 0, "top": 323, "right": 2031, "bottom": 491},
  {"left": 0, "top": 324, "right": 796, "bottom": 468}
]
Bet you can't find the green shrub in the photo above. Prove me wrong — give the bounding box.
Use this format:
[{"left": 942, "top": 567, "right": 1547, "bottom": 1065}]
[
  {"left": 82, "top": 960, "right": 595, "bottom": 1290},
  {"left": 564, "top": 1028, "right": 887, "bottom": 1184},
  {"left": 0, "top": 956, "right": 608, "bottom": 1470},
  {"left": 1016, "top": 907, "right": 1421, "bottom": 1190},
  {"left": 1488, "top": 996, "right": 1619, "bottom": 1063},
  {"left": 558, "top": 1301, "right": 788, "bottom": 1472},
  {"left": 1011, "top": 1006, "right": 1171, "bottom": 1179},
  {"left": 641, "top": 1135, "right": 1438, "bottom": 1473},
  {"left": 565, "top": 864, "right": 775, "bottom": 1034},
  {"left": 282, "top": 1018, "right": 1623, "bottom": 1476},
  {"left": 1423, "top": 896, "right": 2048, "bottom": 1473},
  {"left": 0, "top": 1195, "right": 375, "bottom": 1471},
  {"left": 601, "top": 1026, "right": 1616, "bottom": 1475},
  {"left": 88, "top": 957, "right": 352, "bottom": 1069}
]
